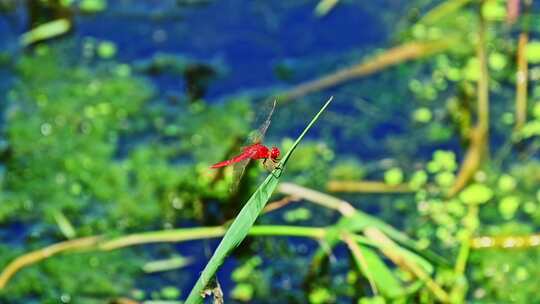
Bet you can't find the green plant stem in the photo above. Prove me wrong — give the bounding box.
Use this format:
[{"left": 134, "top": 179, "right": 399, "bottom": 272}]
[
  {"left": 456, "top": 206, "right": 479, "bottom": 273},
  {"left": 452, "top": 205, "right": 478, "bottom": 302},
  {"left": 417, "top": 0, "right": 472, "bottom": 25},
  {"left": 455, "top": 232, "right": 472, "bottom": 276}
]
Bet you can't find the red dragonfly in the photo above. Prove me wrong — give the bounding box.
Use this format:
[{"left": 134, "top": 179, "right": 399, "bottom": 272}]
[
  {"left": 210, "top": 99, "right": 281, "bottom": 182},
  {"left": 210, "top": 143, "right": 280, "bottom": 169}
]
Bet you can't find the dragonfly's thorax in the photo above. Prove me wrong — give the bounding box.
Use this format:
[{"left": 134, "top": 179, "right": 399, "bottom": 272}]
[{"left": 246, "top": 143, "right": 271, "bottom": 160}]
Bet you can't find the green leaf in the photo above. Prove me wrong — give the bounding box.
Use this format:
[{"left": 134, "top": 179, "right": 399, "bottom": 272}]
[
  {"left": 19, "top": 19, "right": 71, "bottom": 46},
  {"left": 52, "top": 211, "right": 76, "bottom": 239},
  {"left": 417, "top": 0, "right": 472, "bottom": 25},
  {"left": 283, "top": 207, "right": 312, "bottom": 222},
  {"left": 357, "top": 246, "right": 405, "bottom": 298},
  {"left": 184, "top": 97, "right": 334, "bottom": 304},
  {"left": 314, "top": 0, "right": 340, "bottom": 17},
  {"left": 142, "top": 255, "right": 193, "bottom": 273},
  {"left": 160, "top": 286, "right": 181, "bottom": 300},
  {"left": 79, "top": 0, "right": 107, "bottom": 13}
]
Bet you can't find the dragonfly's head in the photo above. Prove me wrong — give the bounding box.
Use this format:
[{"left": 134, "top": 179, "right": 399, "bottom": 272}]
[{"left": 270, "top": 146, "right": 280, "bottom": 161}]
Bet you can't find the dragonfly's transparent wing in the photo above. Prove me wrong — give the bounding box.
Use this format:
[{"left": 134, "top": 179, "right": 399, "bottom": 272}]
[
  {"left": 230, "top": 157, "right": 251, "bottom": 192},
  {"left": 247, "top": 98, "right": 276, "bottom": 144}
]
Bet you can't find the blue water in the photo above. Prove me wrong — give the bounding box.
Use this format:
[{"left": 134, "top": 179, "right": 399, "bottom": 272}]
[{"left": 74, "top": 1, "right": 386, "bottom": 98}]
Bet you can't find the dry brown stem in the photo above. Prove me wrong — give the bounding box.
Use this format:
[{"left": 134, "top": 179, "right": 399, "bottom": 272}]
[
  {"left": 327, "top": 180, "right": 413, "bottom": 193},
  {"left": 100, "top": 227, "right": 227, "bottom": 251},
  {"left": 448, "top": 127, "right": 484, "bottom": 196},
  {"left": 514, "top": 0, "right": 532, "bottom": 131},
  {"left": 449, "top": 13, "right": 489, "bottom": 196},
  {"left": 0, "top": 236, "right": 101, "bottom": 289},
  {"left": 262, "top": 195, "right": 300, "bottom": 213},
  {"left": 279, "top": 40, "right": 454, "bottom": 102},
  {"left": 515, "top": 32, "right": 528, "bottom": 131},
  {"left": 278, "top": 182, "right": 356, "bottom": 216}
]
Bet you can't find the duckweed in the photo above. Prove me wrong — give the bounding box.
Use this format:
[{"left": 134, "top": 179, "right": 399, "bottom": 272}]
[
  {"left": 413, "top": 107, "right": 433, "bottom": 123},
  {"left": 498, "top": 196, "right": 520, "bottom": 220},
  {"left": 526, "top": 41, "right": 540, "bottom": 64},
  {"left": 384, "top": 167, "right": 404, "bottom": 185},
  {"left": 460, "top": 184, "right": 493, "bottom": 205},
  {"left": 97, "top": 41, "right": 117, "bottom": 59}
]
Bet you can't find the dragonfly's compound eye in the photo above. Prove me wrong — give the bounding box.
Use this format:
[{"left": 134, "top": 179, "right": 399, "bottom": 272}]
[{"left": 270, "top": 147, "right": 280, "bottom": 160}]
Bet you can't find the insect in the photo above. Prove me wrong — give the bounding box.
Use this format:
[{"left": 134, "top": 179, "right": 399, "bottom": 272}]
[
  {"left": 210, "top": 143, "right": 280, "bottom": 170},
  {"left": 210, "top": 99, "right": 281, "bottom": 185}
]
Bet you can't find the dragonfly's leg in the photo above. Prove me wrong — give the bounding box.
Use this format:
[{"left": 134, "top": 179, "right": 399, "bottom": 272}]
[
  {"left": 270, "top": 159, "right": 283, "bottom": 178},
  {"left": 263, "top": 158, "right": 277, "bottom": 172}
]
